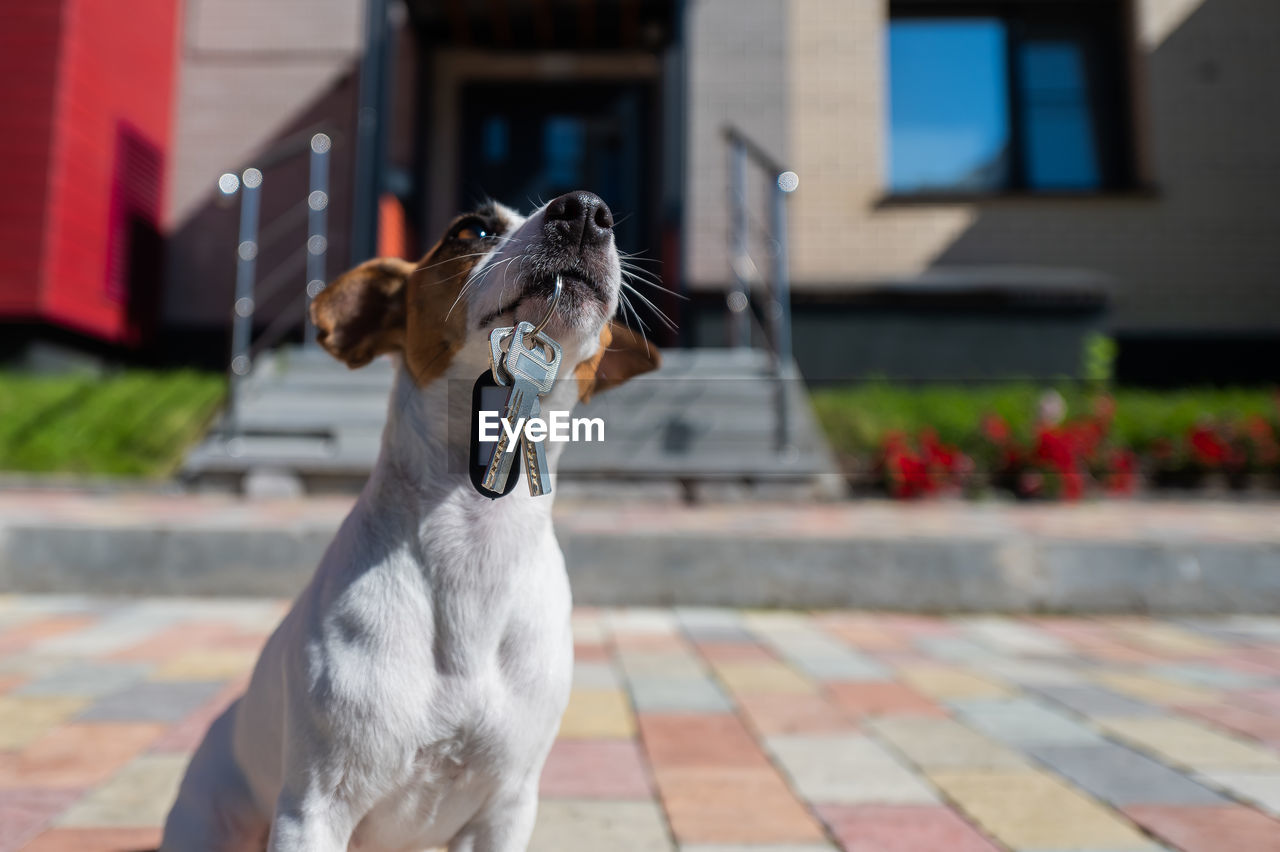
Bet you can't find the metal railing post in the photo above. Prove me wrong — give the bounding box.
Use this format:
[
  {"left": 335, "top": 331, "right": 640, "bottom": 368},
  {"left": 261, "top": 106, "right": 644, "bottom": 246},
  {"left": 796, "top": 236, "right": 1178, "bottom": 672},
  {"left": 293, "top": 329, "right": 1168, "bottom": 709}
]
[
  {"left": 770, "top": 173, "right": 794, "bottom": 451},
  {"left": 728, "top": 136, "right": 751, "bottom": 348},
  {"left": 305, "top": 133, "right": 331, "bottom": 346},
  {"left": 227, "top": 167, "right": 262, "bottom": 435}
]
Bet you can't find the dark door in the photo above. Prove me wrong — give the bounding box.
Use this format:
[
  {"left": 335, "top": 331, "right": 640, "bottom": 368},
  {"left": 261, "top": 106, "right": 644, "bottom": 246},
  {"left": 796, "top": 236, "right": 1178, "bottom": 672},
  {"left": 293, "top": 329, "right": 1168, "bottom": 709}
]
[{"left": 458, "top": 80, "right": 667, "bottom": 332}]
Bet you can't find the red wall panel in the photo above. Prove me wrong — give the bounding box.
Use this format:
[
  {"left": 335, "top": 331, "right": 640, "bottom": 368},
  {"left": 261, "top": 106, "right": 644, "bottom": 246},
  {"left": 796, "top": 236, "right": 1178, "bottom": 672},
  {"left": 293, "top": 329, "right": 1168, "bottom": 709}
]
[
  {"left": 43, "top": 0, "right": 180, "bottom": 343},
  {"left": 0, "top": 3, "right": 64, "bottom": 317},
  {"left": 0, "top": 0, "right": 179, "bottom": 343}
]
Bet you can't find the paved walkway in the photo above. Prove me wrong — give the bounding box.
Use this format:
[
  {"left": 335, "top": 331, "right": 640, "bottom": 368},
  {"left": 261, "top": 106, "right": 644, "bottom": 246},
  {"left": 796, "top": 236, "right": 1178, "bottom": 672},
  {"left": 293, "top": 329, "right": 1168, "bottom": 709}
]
[{"left": 2, "top": 598, "right": 1280, "bottom": 850}]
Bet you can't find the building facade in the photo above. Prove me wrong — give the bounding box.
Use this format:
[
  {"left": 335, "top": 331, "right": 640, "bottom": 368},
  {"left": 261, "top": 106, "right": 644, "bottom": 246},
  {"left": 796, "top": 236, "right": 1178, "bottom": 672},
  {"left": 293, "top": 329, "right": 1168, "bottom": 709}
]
[{"left": 4, "top": 0, "right": 1277, "bottom": 381}]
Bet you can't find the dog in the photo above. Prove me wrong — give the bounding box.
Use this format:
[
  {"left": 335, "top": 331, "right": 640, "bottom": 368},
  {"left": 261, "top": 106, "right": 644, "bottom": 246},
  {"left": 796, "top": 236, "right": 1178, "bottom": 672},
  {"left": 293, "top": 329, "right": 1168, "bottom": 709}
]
[{"left": 161, "top": 191, "right": 659, "bottom": 851}]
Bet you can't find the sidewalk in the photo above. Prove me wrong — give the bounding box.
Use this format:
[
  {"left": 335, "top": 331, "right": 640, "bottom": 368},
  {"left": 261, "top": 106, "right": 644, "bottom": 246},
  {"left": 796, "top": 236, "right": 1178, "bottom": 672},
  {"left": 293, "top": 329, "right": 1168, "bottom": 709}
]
[
  {"left": 2, "top": 597, "right": 1280, "bottom": 850},
  {"left": 1, "top": 491, "right": 1278, "bottom": 610}
]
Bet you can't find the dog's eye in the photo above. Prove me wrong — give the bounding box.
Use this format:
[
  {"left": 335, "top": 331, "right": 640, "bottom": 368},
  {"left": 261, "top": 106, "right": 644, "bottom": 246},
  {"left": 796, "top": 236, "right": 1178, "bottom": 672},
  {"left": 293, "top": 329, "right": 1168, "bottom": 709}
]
[{"left": 451, "top": 218, "right": 490, "bottom": 242}]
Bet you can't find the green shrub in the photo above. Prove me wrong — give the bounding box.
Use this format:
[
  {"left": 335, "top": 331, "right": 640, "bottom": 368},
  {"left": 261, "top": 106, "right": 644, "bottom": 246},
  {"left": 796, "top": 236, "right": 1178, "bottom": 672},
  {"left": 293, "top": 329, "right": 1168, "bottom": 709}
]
[{"left": 0, "top": 370, "right": 225, "bottom": 477}]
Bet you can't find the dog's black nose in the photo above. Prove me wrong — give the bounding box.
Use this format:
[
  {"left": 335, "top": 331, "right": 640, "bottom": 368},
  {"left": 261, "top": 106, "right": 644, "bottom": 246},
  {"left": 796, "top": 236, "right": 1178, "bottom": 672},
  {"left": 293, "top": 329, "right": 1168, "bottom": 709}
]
[{"left": 544, "top": 191, "right": 613, "bottom": 250}]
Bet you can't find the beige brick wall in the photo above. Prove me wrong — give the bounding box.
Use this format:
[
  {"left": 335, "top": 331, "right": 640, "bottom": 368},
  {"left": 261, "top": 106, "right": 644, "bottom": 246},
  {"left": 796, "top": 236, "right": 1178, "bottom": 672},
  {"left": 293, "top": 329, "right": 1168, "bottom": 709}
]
[
  {"left": 782, "top": 0, "right": 1280, "bottom": 332},
  {"left": 167, "top": 0, "right": 362, "bottom": 227},
  {"left": 163, "top": 0, "right": 363, "bottom": 326},
  {"left": 684, "top": 0, "right": 789, "bottom": 287}
]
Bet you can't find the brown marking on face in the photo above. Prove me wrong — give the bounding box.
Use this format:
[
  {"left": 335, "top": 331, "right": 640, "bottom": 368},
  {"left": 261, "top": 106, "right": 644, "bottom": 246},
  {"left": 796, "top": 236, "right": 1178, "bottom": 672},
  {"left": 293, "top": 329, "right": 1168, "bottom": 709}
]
[
  {"left": 574, "top": 321, "right": 661, "bottom": 402},
  {"left": 310, "top": 207, "right": 510, "bottom": 384},
  {"left": 400, "top": 236, "right": 474, "bottom": 386}
]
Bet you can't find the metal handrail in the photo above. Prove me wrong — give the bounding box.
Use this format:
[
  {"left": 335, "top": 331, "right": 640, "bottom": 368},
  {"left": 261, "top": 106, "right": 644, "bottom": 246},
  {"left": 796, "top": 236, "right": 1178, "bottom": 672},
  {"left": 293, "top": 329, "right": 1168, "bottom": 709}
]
[
  {"left": 723, "top": 124, "right": 797, "bottom": 452},
  {"left": 219, "top": 129, "right": 335, "bottom": 436}
]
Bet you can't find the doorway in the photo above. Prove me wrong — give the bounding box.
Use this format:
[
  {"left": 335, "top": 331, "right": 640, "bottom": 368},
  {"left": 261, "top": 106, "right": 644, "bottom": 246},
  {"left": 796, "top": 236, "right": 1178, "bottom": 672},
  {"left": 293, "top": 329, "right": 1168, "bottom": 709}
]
[{"left": 458, "top": 80, "right": 659, "bottom": 291}]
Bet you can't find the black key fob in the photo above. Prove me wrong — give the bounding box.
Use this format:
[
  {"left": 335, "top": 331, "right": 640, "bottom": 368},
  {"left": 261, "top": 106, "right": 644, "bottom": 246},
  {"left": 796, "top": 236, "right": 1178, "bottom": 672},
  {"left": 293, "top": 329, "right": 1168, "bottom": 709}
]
[{"left": 469, "top": 371, "right": 520, "bottom": 498}]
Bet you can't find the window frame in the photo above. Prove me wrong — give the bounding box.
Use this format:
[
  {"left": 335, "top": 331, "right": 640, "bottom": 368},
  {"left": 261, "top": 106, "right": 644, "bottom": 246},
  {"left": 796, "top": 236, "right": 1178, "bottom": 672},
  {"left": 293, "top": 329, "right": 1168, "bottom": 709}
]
[{"left": 886, "top": 0, "right": 1138, "bottom": 199}]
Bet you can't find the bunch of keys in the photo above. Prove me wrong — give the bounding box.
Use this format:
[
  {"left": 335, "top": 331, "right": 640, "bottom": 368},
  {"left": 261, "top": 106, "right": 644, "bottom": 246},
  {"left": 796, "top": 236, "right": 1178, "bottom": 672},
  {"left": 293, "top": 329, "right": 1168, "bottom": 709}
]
[{"left": 471, "top": 276, "right": 563, "bottom": 498}]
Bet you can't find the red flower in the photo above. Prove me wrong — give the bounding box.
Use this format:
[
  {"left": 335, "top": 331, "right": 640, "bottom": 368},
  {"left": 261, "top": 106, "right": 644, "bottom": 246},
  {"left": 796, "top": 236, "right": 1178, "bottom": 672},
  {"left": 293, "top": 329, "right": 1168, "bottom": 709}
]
[
  {"left": 886, "top": 447, "right": 932, "bottom": 499},
  {"left": 981, "top": 414, "right": 1011, "bottom": 444},
  {"left": 1189, "top": 424, "right": 1228, "bottom": 467},
  {"left": 1034, "top": 427, "right": 1076, "bottom": 473},
  {"left": 1105, "top": 449, "right": 1138, "bottom": 496}
]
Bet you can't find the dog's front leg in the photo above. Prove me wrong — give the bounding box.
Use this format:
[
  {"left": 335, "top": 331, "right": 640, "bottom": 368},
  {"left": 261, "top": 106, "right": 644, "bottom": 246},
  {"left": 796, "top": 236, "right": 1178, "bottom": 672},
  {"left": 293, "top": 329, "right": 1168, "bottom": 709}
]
[
  {"left": 266, "top": 786, "right": 360, "bottom": 852},
  {"left": 447, "top": 779, "right": 539, "bottom": 852}
]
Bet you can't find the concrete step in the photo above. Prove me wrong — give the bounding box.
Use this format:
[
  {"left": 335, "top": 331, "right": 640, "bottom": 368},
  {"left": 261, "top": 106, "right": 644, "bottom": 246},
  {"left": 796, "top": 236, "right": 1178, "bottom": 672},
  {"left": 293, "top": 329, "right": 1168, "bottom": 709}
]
[{"left": 183, "top": 346, "right": 839, "bottom": 492}]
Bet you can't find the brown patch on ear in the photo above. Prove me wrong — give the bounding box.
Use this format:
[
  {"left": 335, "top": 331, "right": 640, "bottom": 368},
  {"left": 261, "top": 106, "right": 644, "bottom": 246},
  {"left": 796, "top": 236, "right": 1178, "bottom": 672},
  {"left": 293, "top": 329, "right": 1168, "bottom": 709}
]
[
  {"left": 575, "top": 321, "right": 662, "bottom": 402},
  {"left": 310, "top": 258, "right": 413, "bottom": 368}
]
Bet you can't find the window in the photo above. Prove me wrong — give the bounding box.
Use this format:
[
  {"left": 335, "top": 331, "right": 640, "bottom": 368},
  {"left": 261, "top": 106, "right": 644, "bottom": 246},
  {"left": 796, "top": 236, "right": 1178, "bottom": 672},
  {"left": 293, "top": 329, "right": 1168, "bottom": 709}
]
[{"left": 888, "top": 1, "right": 1132, "bottom": 195}]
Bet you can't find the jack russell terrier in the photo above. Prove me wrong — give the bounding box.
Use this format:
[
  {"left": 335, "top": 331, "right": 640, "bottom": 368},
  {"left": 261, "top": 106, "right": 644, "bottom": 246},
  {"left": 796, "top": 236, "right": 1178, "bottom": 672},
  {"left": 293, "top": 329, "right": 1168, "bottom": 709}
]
[{"left": 161, "top": 191, "right": 659, "bottom": 851}]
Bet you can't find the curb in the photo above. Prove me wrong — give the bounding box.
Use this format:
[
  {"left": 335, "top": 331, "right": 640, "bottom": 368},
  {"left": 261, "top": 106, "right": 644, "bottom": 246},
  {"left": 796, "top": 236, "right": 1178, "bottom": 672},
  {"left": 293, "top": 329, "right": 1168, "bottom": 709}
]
[{"left": 2, "top": 498, "right": 1279, "bottom": 612}]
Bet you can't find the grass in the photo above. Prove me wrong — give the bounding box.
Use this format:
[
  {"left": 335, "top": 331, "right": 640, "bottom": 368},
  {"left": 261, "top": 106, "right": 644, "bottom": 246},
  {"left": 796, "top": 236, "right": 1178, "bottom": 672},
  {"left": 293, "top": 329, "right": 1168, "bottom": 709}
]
[
  {"left": 811, "top": 382, "right": 1279, "bottom": 455},
  {"left": 0, "top": 370, "right": 225, "bottom": 477}
]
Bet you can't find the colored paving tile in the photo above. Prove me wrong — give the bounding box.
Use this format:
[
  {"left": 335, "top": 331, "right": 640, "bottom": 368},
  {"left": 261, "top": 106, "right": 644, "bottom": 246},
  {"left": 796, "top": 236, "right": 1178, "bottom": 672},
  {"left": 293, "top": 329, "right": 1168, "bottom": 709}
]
[
  {"left": 0, "top": 789, "right": 83, "bottom": 852},
  {"left": 866, "top": 716, "right": 1029, "bottom": 769},
  {"left": 558, "top": 689, "right": 637, "bottom": 739},
  {"left": 816, "top": 803, "right": 1000, "bottom": 852},
  {"left": 639, "top": 713, "right": 771, "bottom": 769},
  {"left": 1097, "top": 716, "right": 1280, "bottom": 771},
  {"left": 54, "top": 753, "right": 188, "bottom": 828},
  {"left": 1196, "top": 770, "right": 1280, "bottom": 817},
  {"left": 681, "top": 846, "right": 836, "bottom": 852},
  {"left": 13, "top": 661, "right": 152, "bottom": 698},
  {"left": 528, "top": 800, "right": 672, "bottom": 852},
  {"left": 927, "top": 768, "right": 1154, "bottom": 849},
  {"left": 1025, "top": 742, "right": 1226, "bottom": 806},
  {"left": 1178, "top": 701, "right": 1280, "bottom": 748},
  {"left": 0, "top": 697, "right": 89, "bottom": 749},
  {"left": 692, "top": 640, "right": 779, "bottom": 664},
  {"left": 947, "top": 697, "right": 1103, "bottom": 747},
  {"left": 826, "top": 682, "right": 945, "bottom": 718},
  {"left": 767, "top": 734, "right": 937, "bottom": 804},
  {"left": 653, "top": 766, "right": 826, "bottom": 845},
  {"left": 1124, "top": 804, "right": 1280, "bottom": 852},
  {"left": 1032, "top": 684, "right": 1162, "bottom": 718},
  {"left": 1095, "top": 672, "right": 1221, "bottom": 706},
  {"left": 898, "top": 666, "right": 1012, "bottom": 700},
  {"left": 735, "top": 692, "right": 856, "bottom": 735},
  {"left": 0, "top": 722, "right": 165, "bottom": 789},
  {"left": 710, "top": 661, "right": 815, "bottom": 695},
  {"left": 540, "top": 740, "right": 654, "bottom": 800},
  {"left": 0, "top": 616, "right": 97, "bottom": 655},
  {"left": 572, "top": 660, "right": 623, "bottom": 691},
  {"left": 77, "top": 680, "right": 225, "bottom": 724},
  {"left": 19, "top": 827, "right": 163, "bottom": 852},
  {"left": 148, "top": 649, "right": 261, "bottom": 681},
  {"left": 628, "top": 676, "right": 735, "bottom": 713}
]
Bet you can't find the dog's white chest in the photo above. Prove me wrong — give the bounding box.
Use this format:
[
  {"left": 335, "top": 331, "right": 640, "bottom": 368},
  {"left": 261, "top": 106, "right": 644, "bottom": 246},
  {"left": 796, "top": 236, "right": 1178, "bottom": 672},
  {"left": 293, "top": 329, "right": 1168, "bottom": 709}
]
[{"left": 349, "top": 635, "right": 572, "bottom": 851}]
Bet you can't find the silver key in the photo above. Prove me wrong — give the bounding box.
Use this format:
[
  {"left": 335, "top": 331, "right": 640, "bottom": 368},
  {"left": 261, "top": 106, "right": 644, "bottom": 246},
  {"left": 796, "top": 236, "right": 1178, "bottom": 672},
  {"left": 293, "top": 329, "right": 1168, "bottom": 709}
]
[
  {"left": 488, "top": 326, "right": 515, "bottom": 386},
  {"left": 506, "top": 322, "right": 561, "bottom": 496},
  {"left": 481, "top": 323, "right": 562, "bottom": 495},
  {"left": 504, "top": 322, "right": 562, "bottom": 394}
]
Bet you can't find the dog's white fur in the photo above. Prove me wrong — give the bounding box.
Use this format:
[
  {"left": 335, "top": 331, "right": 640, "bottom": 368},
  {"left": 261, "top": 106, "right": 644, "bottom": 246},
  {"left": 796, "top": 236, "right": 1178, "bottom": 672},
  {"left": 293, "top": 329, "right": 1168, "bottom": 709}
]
[{"left": 161, "top": 201, "right": 627, "bottom": 852}]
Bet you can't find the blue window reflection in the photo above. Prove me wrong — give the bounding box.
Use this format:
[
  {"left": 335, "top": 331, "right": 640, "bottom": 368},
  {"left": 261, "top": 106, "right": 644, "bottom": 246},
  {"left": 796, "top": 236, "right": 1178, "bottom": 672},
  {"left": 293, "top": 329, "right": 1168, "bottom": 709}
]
[
  {"left": 544, "top": 117, "right": 586, "bottom": 189},
  {"left": 1019, "top": 40, "right": 1100, "bottom": 190},
  {"left": 888, "top": 12, "right": 1116, "bottom": 194},
  {"left": 889, "top": 19, "right": 1010, "bottom": 193}
]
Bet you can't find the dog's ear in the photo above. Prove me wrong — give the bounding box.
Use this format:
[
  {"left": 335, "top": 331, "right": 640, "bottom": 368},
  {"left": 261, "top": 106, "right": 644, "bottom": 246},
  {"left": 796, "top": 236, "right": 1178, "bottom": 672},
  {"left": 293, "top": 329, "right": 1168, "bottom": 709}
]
[
  {"left": 574, "top": 321, "right": 662, "bottom": 402},
  {"left": 310, "top": 258, "right": 413, "bottom": 368}
]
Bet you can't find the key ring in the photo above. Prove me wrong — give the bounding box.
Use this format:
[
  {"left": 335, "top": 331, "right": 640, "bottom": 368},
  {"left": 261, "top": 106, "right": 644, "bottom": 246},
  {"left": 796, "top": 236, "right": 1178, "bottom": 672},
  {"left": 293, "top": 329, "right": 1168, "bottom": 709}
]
[{"left": 530, "top": 274, "right": 562, "bottom": 340}]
